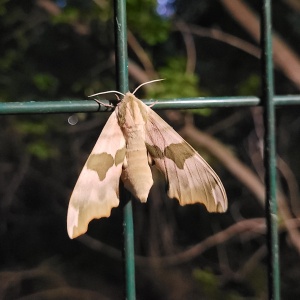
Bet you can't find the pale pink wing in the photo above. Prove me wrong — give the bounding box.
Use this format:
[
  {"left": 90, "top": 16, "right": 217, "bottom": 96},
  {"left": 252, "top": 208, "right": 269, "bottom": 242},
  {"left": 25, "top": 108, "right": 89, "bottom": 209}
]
[
  {"left": 67, "top": 112, "right": 126, "bottom": 238},
  {"left": 143, "top": 104, "right": 227, "bottom": 212}
]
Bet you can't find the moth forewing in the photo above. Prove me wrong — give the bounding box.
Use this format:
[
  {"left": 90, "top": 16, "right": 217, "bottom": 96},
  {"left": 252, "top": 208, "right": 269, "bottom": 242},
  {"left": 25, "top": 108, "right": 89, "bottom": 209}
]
[{"left": 67, "top": 111, "right": 126, "bottom": 239}]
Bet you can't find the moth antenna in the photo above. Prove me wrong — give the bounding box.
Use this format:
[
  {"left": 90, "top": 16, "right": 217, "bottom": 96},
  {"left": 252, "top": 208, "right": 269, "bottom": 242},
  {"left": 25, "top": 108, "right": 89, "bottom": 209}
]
[
  {"left": 88, "top": 90, "right": 125, "bottom": 98},
  {"left": 132, "top": 79, "right": 165, "bottom": 95}
]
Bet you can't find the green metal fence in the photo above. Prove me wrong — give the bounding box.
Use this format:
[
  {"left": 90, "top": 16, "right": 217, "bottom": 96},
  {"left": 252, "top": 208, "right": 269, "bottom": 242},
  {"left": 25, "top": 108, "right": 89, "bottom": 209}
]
[{"left": 2, "top": 0, "right": 297, "bottom": 299}]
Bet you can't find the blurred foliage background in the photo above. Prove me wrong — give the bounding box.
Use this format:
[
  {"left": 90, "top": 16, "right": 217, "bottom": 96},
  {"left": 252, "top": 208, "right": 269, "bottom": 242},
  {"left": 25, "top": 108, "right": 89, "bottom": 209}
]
[{"left": 1, "top": 0, "right": 300, "bottom": 299}]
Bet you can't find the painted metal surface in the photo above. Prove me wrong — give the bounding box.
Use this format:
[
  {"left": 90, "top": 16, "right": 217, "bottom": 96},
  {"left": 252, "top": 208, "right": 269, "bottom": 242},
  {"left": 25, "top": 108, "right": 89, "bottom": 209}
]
[
  {"left": 261, "top": 1, "right": 280, "bottom": 299},
  {"left": 114, "top": 1, "right": 136, "bottom": 299}
]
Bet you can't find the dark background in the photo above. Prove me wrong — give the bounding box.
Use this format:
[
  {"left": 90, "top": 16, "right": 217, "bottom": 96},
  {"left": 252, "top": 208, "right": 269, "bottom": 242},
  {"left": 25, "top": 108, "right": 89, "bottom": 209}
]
[{"left": 1, "top": 0, "right": 300, "bottom": 299}]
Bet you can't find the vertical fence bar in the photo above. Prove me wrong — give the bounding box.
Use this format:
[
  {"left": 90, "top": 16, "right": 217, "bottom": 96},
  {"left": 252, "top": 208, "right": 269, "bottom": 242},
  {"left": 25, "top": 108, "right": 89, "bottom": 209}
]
[
  {"left": 261, "top": 1, "right": 280, "bottom": 299},
  {"left": 113, "top": 1, "right": 136, "bottom": 299},
  {"left": 114, "top": 0, "right": 128, "bottom": 92}
]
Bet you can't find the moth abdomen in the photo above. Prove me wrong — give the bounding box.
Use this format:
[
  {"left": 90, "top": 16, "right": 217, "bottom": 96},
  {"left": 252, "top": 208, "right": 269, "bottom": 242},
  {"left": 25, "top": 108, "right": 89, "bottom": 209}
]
[{"left": 121, "top": 141, "right": 153, "bottom": 202}]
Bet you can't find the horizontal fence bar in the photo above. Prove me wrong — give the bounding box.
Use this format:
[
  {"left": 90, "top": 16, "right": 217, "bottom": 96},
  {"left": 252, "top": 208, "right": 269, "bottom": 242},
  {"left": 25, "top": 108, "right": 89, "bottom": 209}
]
[{"left": 1, "top": 95, "right": 300, "bottom": 115}]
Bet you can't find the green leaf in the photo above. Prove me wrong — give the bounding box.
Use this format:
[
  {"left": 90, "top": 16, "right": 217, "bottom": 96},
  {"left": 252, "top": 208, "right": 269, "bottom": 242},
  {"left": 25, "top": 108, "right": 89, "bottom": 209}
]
[
  {"left": 16, "top": 121, "right": 48, "bottom": 135},
  {"left": 26, "top": 140, "right": 58, "bottom": 160},
  {"left": 127, "top": 0, "right": 170, "bottom": 45},
  {"left": 32, "top": 73, "right": 59, "bottom": 93},
  {"left": 238, "top": 74, "right": 260, "bottom": 96}
]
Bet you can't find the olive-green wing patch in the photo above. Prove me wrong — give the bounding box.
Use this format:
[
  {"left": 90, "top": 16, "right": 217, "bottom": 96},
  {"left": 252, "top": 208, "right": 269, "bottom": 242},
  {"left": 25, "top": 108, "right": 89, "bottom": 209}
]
[
  {"left": 164, "top": 143, "right": 194, "bottom": 169},
  {"left": 87, "top": 153, "right": 114, "bottom": 181},
  {"left": 115, "top": 147, "right": 126, "bottom": 165}
]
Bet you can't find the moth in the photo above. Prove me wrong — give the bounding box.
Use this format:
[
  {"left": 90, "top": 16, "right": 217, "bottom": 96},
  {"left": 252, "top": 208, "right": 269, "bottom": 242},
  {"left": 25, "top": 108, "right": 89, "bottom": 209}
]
[{"left": 67, "top": 80, "right": 227, "bottom": 239}]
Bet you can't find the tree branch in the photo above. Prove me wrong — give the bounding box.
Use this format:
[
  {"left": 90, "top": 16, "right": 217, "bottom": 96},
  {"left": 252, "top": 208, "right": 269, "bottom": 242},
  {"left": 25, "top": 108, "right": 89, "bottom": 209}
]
[{"left": 221, "top": 0, "right": 300, "bottom": 90}]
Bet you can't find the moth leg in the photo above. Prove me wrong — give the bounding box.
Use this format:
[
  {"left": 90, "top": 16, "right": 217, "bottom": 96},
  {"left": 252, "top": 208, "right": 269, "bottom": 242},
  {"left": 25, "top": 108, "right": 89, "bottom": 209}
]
[
  {"left": 148, "top": 101, "right": 158, "bottom": 108},
  {"left": 94, "top": 99, "right": 114, "bottom": 108},
  {"left": 114, "top": 94, "right": 121, "bottom": 102}
]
